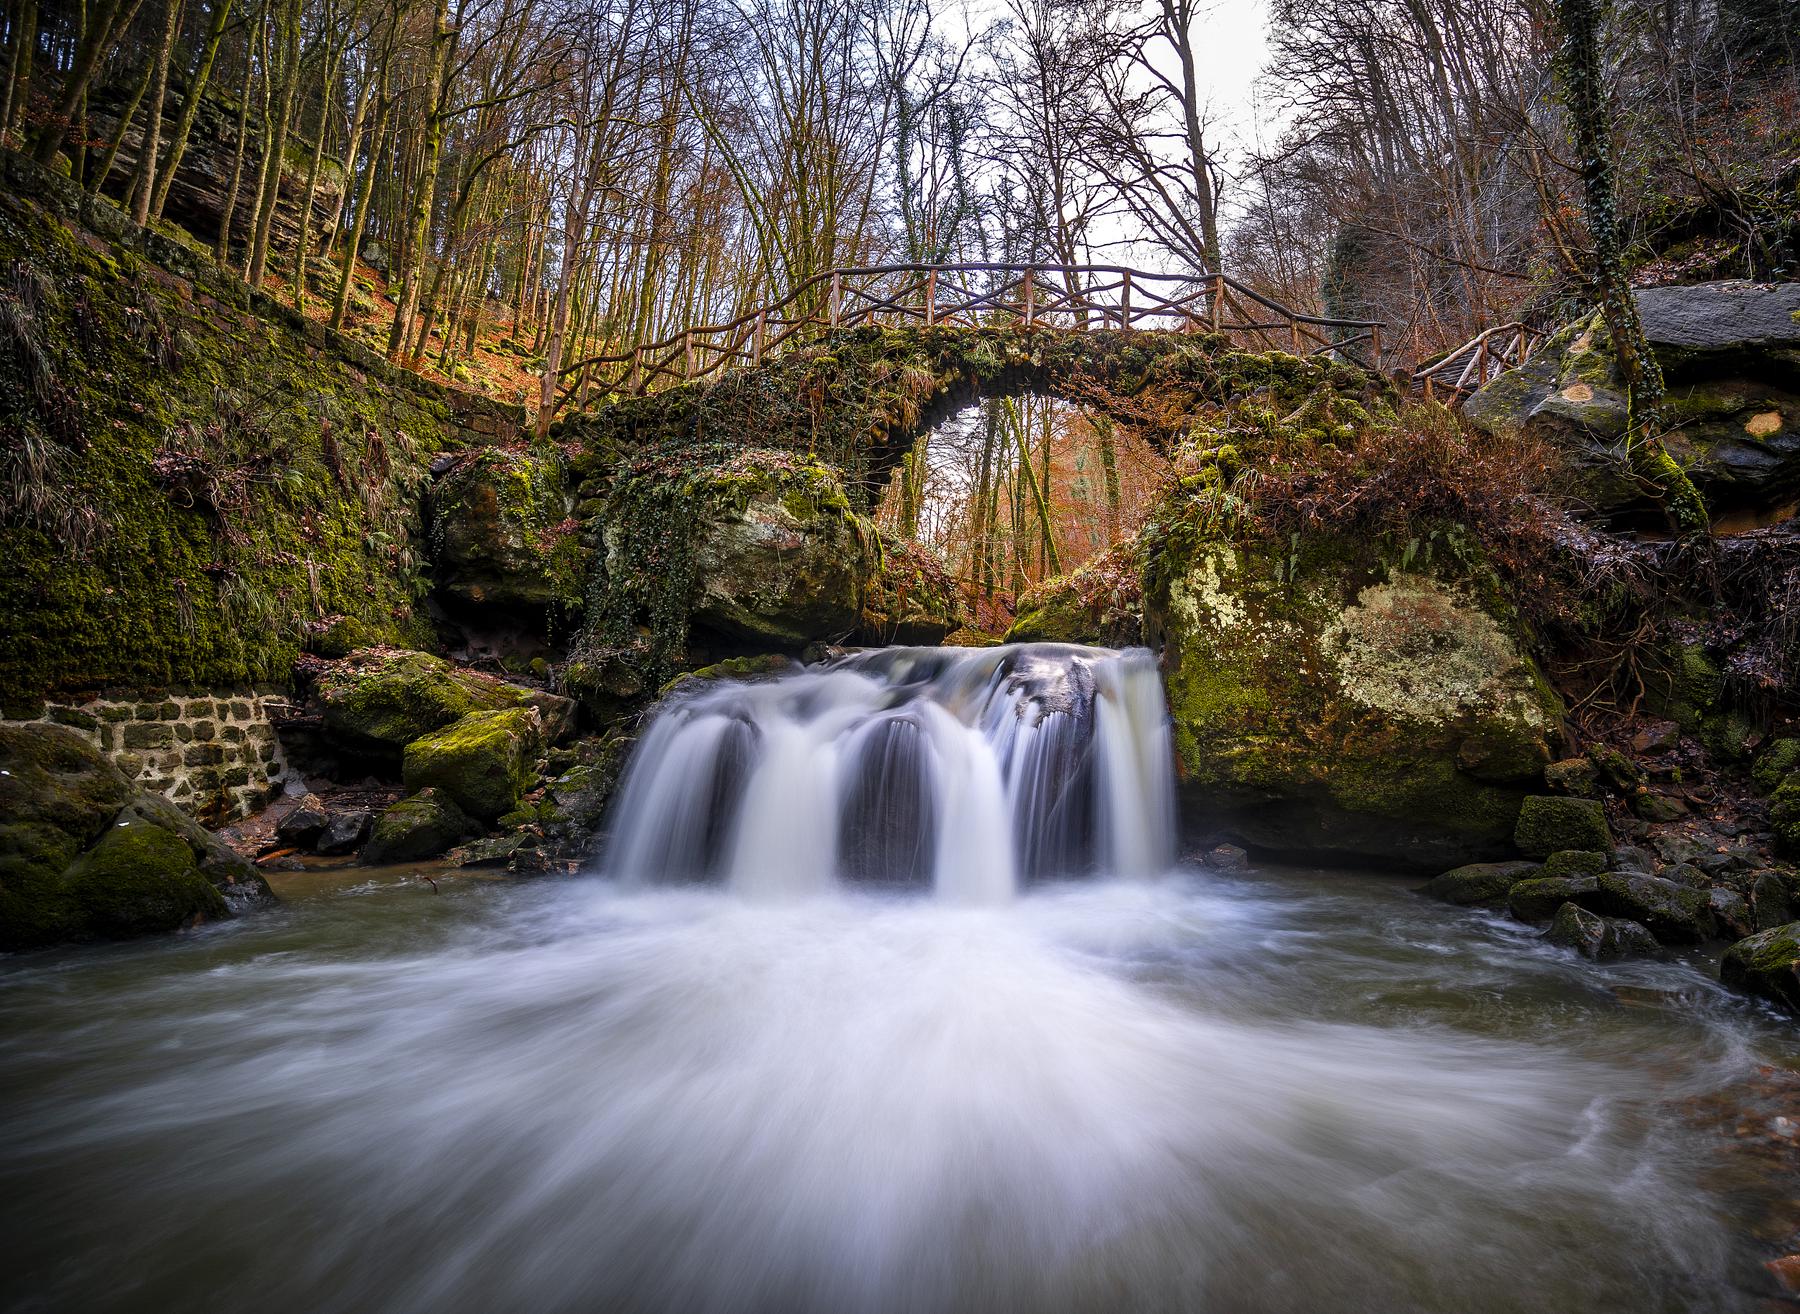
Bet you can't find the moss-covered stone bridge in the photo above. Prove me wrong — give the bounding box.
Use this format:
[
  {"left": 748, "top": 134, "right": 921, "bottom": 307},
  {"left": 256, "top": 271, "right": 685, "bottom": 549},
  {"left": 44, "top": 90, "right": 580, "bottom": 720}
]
[{"left": 554, "top": 325, "right": 1386, "bottom": 505}]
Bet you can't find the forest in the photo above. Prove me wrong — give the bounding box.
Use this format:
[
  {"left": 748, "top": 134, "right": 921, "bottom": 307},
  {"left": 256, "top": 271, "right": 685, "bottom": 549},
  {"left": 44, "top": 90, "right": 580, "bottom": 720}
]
[
  {"left": 6, "top": 0, "right": 1795, "bottom": 605},
  {"left": 5, "top": 0, "right": 1800, "bottom": 1310}
]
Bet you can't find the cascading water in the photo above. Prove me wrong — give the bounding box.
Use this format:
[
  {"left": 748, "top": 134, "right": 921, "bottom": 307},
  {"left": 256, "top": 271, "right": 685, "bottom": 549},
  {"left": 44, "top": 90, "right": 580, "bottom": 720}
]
[{"left": 603, "top": 643, "right": 1177, "bottom": 898}]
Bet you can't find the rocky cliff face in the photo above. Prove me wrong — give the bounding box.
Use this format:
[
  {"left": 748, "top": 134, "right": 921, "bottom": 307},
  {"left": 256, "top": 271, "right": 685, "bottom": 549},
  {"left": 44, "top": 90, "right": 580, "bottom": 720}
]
[{"left": 1465, "top": 281, "right": 1800, "bottom": 525}]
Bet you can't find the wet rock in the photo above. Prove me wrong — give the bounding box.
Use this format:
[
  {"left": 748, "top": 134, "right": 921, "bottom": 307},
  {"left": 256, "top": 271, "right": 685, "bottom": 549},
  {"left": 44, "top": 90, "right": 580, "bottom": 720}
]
[
  {"left": 1542, "top": 849, "right": 1608, "bottom": 880},
  {"left": 315, "top": 809, "right": 374, "bottom": 856},
  {"left": 1510, "top": 875, "right": 1600, "bottom": 923},
  {"left": 1544, "top": 757, "right": 1599, "bottom": 797},
  {"left": 1143, "top": 533, "right": 1562, "bottom": 870},
  {"left": 275, "top": 793, "right": 330, "bottom": 849},
  {"left": 0, "top": 724, "right": 273, "bottom": 950},
  {"left": 1514, "top": 796, "right": 1611, "bottom": 860},
  {"left": 448, "top": 833, "right": 528, "bottom": 868},
  {"left": 1751, "top": 870, "right": 1796, "bottom": 931},
  {"left": 1771, "top": 777, "right": 1800, "bottom": 855},
  {"left": 1544, "top": 902, "right": 1656, "bottom": 959},
  {"left": 1665, "top": 862, "right": 1710, "bottom": 887},
  {"left": 1711, "top": 887, "right": 1755, "bottom": 940},
  {"left": 522, "top": 690, "right": 580, "bottom": 746},
  {"left": 1611, "top": 844, "right": 1656, "bottom": 875},
  {"left": 362, "top": 789, "right": 475, "bottom": 864},
  {"left": 402, "top": 707, "right": 545, "bottom": 823},
  {"left": 1588, "top": 872, "right": 1715, "bottom": 944},
  {"left": 1202, "top": 844, "right": 1250, "bottom": 871},
  {"left": 1630, "top": 721, "right": 1682, "bottom": 754},
  {"left": 1720, "top": 922, "right": 1800, "bottom": 1014},
  {"left": 1651, "top": 832, "right": 1710, "bottom": 866},
  {"left": 1419, "top": 859, "right": 1540, "bottom": 907}
]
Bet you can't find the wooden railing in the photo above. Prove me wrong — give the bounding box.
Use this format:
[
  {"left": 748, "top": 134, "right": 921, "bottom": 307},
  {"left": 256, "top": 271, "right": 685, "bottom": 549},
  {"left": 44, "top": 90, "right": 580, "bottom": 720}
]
[
  {"left": 1409, "top": 321, "right": 1544, "bottom": 408},
  {"left": 559, "top": 263, "right": 1386, "bottom": 399}
]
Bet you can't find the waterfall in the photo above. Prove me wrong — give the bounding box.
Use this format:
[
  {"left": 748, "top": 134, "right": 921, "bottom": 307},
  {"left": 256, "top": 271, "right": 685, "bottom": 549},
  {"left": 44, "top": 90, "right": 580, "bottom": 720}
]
[{"left": 602, "top": 643, "right": 1176, "bottom": 898}]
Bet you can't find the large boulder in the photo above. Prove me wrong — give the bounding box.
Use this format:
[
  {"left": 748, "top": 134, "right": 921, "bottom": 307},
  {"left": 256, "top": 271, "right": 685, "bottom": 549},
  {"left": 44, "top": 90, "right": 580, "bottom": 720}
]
[
  {"left": 402, "top": 707, "right": 545, "bottom": 823},
  {"left": 1465, "top": 283, "right": 1800, "bottom": 520},
  {"left": 314, "top": 648, "right": 568, "bottom": 753},
  {"left": 685, "top": 458, "right": 874, "bottom": 648},
  {"left": 362, "top": 788, "right": 475, "bottom": 864},
  {"left": 1143, "top": 533, "right": 1562, "bottom": 870},
  {"left": 0, "top": 724, "right": 273, "bottom": 950},
  {"left": 1418, "top": 859, "right": 1541, "bottom": 907},
  {"left": 1514, "top": 796, "right": 1612, "bottom": 859},
  {"left": 859, "top": 535, "right": 967, "bottom": 645},
  {"left": 431, "top": 446, "right": 585, "bottom": 612},
  {"left": 1720, "top": 922, "right": 1800, "bottom": 1014}
]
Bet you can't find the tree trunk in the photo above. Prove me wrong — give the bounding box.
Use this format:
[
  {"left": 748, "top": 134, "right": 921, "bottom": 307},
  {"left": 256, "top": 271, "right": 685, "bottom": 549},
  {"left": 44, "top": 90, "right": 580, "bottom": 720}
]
[
  {"left": 387, "top": 0, "right": 455, "bottom": 362},
  {"left": 244, "top": 0, "right": 302, "bottom": 289},
  {"left": 129, "top": 0, "right": 184, "bottom": 225},
  {"left": 1556, "top": 0, "right": 1708, "bottom": 536},
  {"left": 31, "top": 0, "right": 139, "bottom": 165},
  {"left": 150, "top": 0, "right": 234, "bottom": 222},
  {"left": 330, "top": 90, "right": 390, "bottom": 331},
  {"left": 215, "top": 16, "right": 256, "bottom": 263}
]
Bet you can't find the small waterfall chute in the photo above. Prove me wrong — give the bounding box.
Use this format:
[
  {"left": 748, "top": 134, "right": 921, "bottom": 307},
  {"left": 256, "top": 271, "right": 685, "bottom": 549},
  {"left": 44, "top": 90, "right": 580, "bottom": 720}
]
[{"left": 602, "top": 643, "right": 1176, "bottom": 898}]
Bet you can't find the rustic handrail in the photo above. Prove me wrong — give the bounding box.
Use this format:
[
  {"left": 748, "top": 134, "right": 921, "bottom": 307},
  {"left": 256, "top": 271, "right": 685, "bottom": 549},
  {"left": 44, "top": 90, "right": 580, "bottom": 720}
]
[
  {"left": 558, "top": 262, "right": 1387, "bottom": 401},
  {"left": 1409, "top": 321, "right": 1543, "bottom": 408}
]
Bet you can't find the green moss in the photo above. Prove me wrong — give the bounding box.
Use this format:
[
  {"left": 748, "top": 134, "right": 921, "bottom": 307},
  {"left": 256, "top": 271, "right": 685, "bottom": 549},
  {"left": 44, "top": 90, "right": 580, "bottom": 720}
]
[
  {"left": 362, "top": 788, "right": 472, "bottom": 864},
  {"left": 61, "top": 817, "right": 227, "bottom": 939},
  {"left": 316, "top": 649, "right": 526, "bottom": 750},
  {"left": 401, "top": 707, "right": 543, "bottom": 822},
  {"left": 0, "top": 183, "right": 457, "bottom": 712},
  {"left": 1514, "top": 795, "right": 1611, "bottom": 858},
  {"left": 1753, "top": 739, "right": 1800, "bottom": 795}
]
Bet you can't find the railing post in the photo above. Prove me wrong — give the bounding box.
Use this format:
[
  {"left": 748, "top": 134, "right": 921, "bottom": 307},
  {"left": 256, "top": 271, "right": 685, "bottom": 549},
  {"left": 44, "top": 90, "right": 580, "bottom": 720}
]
[
  {"left": 1209, "top": 274, "right": 1223, "bottom": 334},
  {"left": 829, "top": 271, "right": 842, "bottom": 327},
  {"left": 1369, "top": 323, "right": 1382, "bottom": 365},
  {"left": 683, "top": 331, "right": 694, "bottom": 380},
  {"left": 753, "top": 311, "right": 765, "bottom": 366},
  {"left": 632, "top": 345, "right": 644, "bottom": 394},
  {"left": 1290, "top": 320, "right": 1303, "bottom": 354},
  {"left": 1023, "top": 269, "right": 1035, "bottom": 329},
  {"left": 1120, "top": 270, "right": 1132, "bottom": 330},
  {"left": 926, "top": 268, "right": 937, "bottom": 327}
]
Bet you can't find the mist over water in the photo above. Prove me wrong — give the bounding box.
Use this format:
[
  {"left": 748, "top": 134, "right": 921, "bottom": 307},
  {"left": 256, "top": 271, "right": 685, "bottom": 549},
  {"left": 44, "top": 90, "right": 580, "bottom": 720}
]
[{"left": 2, "top": 646, "right": 1795, "bottom": 1313}]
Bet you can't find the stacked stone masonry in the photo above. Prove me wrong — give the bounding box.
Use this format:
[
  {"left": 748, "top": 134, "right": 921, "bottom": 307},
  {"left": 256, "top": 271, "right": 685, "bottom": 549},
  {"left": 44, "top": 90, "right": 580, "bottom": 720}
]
[{"left": 4, "top": 689, "right": 294, "bottom": 823}]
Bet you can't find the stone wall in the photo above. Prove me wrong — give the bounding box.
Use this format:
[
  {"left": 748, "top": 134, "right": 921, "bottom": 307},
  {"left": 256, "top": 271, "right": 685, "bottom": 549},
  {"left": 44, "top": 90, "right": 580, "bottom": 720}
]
[{"left": 3, "top": 690, "right": 295, "bottom": 824}]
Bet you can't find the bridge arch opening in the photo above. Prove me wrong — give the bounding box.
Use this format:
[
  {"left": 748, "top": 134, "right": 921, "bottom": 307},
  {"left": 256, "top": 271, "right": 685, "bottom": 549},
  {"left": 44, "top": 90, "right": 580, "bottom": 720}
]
[{"left": 875, "top": 391, "right": 1169, "bottom": 631}]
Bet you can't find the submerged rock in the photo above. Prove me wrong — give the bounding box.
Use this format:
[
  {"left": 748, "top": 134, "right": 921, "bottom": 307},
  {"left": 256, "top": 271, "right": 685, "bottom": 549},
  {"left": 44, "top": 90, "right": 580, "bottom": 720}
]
[
  {"left": 1720, "top": 922, "right": 1800, "bottom": 1013},
  {"left": 0, "top": 724, "right": 273, "bottom": 950},
  {"left": 1143, "top": 532, "right": 1562, "bottom": 870},
  {"left": 402, "top": 707, "right": 545, "bottom": 823},
  {"left": 363, "top": 789, "right": 475, "bottom": 864}
]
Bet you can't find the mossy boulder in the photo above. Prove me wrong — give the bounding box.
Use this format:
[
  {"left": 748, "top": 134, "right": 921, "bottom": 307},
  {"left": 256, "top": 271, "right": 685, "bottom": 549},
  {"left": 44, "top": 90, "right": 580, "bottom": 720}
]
[
  {"left": 1004, "top": 542, "right": 1143, "bottom": 647},
  {"left": 314, "top": 648, "right": 532, "bottom": 753},
  {"left": 1142, "top": 532, "right": 1562, "bottom": 870},
  {"left": 1753, "top": 739, "right": 1800, "bottom": 795},
  {"left": 1587, "top": 872, "right": 1715, "bottom": 943},
  {"left": 686, "top": 459, "right": 874, "bottom": 648},
  {"left": 1418, "top": 859, "right": 1541, "bottom": 907},
  {"left": 1465, "top": 285, "right": 1800, "bottom": 521},
  {"left": 1510, "top": 875, "right": 1600, "bottom": 922},
  {"left": 401, "top": 707, "right": 545, "bottom": 823},
  {"left": 362, "top": 788, "right": 475, "bottom": 864},
  {"left": 1541, "top": 849, "right": 1608, "bottom": 880},
  {"left": 60, "top": 816, "right": 228, "bottom": 939},
  {"left": 1720, "top": 922, "right": 1800, "bottom": 1014},
  {"left": 859, "top": 535, "right": 966, "bottom": 645},
  {"left": 1546, "top": 902, "right": 1659, "bottom": 960},
  {"left": 1514, "top": 796, "right": 1611, "bottom": 859},
  {"left": 1771, "top": 776, "right": 1800, "bottom": 855},
  {"left": 431, "top": 445, "right": 583, "bottom": 612},
  {"left": 0, "top": 723, "right": 272, "bottom": 949}
]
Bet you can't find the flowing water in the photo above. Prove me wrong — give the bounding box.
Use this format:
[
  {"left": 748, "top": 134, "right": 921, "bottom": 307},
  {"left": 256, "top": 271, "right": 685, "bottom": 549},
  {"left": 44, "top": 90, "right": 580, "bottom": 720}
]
[{"left": 2, "top": 645, "right": 1798, "bottom": 1314}]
